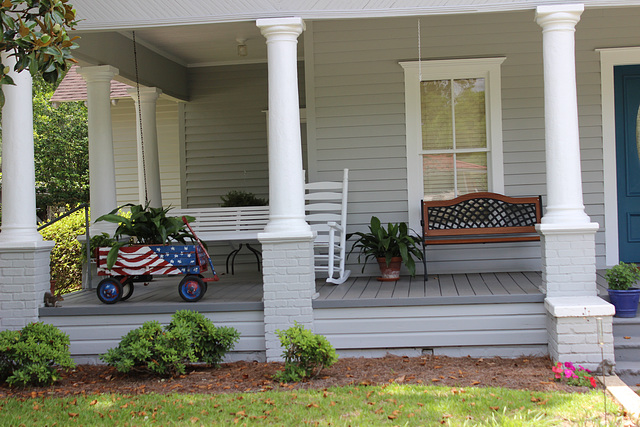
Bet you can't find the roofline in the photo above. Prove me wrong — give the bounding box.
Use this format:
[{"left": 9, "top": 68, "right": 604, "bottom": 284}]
[{"left": 75, "top": 1, "right": 640, "bottom": 31}]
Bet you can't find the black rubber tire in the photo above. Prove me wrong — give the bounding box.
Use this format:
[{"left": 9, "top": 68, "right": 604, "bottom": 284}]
[
  {"left": 120, "top": 278, "right": 135, "bottom": 301},
  {"left": 178, "top": 275, "right": 206, "bottom": 302},
  {"left": 96, "top": 278, "right": 123, "bottom": 304}
]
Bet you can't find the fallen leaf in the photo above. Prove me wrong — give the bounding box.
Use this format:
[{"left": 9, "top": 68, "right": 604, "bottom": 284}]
[
  {"left": 68, "top": 412, "right": 79, "bottom": 418},
  {"left": 625, "top": 336, "right": 631, "bottom": 339},
  {"left": 307, "top": 403, "right": 319, "bottom": 408},
  {"left": 471, "top": 381, "right": 480, "bottom": 385},
  {"left": 431, "top": 378, "right": 440, "bottom": 382},
  {"left": 395, "top": 375, "right": 406, "bottom": 383},
  {"left": 89, "top": 399, "right": 98, "bottom": 406},
  {"left": 489, "top": 406, "right": 499, "bottom": 411}
]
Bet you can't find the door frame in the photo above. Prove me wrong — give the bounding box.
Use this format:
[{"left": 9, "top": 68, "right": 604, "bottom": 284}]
[{"left": 600, "top": 47, "right": 640, "bottom": 266}]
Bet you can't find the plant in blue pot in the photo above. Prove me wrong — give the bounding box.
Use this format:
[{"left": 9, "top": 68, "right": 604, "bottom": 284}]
[{"left": 606, "top": 262, "right": 640, "bottom": 318}]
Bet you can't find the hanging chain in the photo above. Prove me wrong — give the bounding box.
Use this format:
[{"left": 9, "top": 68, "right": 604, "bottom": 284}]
[
  {"left": 418, "top": 19, "right": 422, "bottom": 82},
  {"left": 132, "top": 31, "right": 149, "bottom": 205}
]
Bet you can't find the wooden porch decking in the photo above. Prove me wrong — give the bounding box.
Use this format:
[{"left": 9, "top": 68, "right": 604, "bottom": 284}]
[{"left": 40, "top": 270, "right": 611, "bottom": 316}]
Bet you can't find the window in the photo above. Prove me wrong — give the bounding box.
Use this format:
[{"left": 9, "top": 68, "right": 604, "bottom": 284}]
[{"left": 401, "top": 58, "right": 505, "bottom": 230}]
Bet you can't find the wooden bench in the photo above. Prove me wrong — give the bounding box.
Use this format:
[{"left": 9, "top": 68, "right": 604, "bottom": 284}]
[
  {"left": 172, "top": 206, "right": 270, "bottom": 274},
  {"left": 421, "top": 192, "right": 542, "bottom": 280}
]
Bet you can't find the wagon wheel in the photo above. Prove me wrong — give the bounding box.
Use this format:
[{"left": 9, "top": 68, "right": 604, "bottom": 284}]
[
  {"left": 119, "top": 277, "right": 135, "bottom": 301},
  {"left": 178, "top": 275, "right": 206, "bottom": 302},
  {"left": 97, "top": 278, "right": 123, "bottom": 304}
]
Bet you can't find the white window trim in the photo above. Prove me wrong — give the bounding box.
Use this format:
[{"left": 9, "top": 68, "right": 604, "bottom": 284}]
[
  {"left": 400, "top": 57, "right": 505, "bottom": 231},
  {"left": 598, "top": 47, "right": 640, "bottom": 267}
]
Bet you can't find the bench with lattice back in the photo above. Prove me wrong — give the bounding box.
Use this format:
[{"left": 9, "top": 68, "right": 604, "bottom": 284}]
[{"left": 420, "top": 192, "right": 542, "bottom": 280}]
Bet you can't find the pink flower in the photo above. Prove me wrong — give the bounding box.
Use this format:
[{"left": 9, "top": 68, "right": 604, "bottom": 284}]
[
  {"left": 564, "top": 369, "right": 573, "bottom": 378},
  {"left": 564, "top": 362, "right": 575, "bottom": 371},
  {"left": 552, "top": 363, "right": 563, "bottom": 379}
]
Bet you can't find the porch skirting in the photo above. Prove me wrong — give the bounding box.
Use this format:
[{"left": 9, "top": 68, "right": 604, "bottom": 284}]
[{"left": 39, "top": 273, "right": 548, "bottom": 363}]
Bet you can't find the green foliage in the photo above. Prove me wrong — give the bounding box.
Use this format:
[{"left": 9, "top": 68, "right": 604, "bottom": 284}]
[
  {"left": 605, "top": 262, "right": 640, "bottom": 290},
  {"left": 0, "top": 0, "right": 78, "bottom": 104},
  {"left": 95, "top": 203, "right": 196, "bottom": 269},
  {"left": 33, "top": 75, "right": 88, "bottom": 214},
  {"left": 167, "top": 310, "right": 240, "bottom": 367},
  {"left": 273, "top": 322, "right": 337, "bottom": 383},
  {"left": 347, "top": 216, "right": 423, "bottom": 276},
  {"left": 101, "top": 311, "right": 240, "bottom": 377},
  {"left": 80, "top": 232, "right": 117, "bottom": 263},
  {"left": 0, "top": 322, "right": 75, "bottom": 387},
  {"left": 38, "top": 206, "right": 86, "bottom": 295},
  {"left": 221, "top": 190, "right": 268, "bottom": 207}
]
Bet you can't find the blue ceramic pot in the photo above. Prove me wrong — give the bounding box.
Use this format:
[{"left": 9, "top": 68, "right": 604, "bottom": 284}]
[{"left": 608, "top": 288, "right": 640, "bottom": 318}]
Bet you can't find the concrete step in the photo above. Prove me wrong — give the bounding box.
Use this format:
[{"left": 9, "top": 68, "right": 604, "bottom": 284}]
[
  {"left": 613, "top": 317, "right": 640, "bottom": 337},
  {"left": 615, "top": 361, "right": 640, "bottom": 388},
  {"left": 614, "top": 336, "right": 640, "bottom": 361}
]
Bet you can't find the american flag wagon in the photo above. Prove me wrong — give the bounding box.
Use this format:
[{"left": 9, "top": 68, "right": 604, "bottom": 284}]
[{"left": 95, "top": 219, "right": 219, "bottom": 304}]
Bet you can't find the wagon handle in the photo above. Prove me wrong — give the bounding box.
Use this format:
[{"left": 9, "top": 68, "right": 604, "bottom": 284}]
[{"left": 182, "top": 216, "right": 219, "bottom": 280}]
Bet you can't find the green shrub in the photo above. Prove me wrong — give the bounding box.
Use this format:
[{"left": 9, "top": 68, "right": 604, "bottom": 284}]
[
  {"left": 221, "top": 190, "right": 268, "bottom": 207},
  {"left": 168, "top": 310, "right": 240, "bottom": 367},
  {"left": 605, "top": 262, "right": 640, "bottom": 290},
  {"left": 0, "top": 322, "right": 75, "bottom": 387},
  {"left": 101, "top": 311, "right": 240, "bottom": 377},
  {"left": 38, "top": 206, "right": 87, "bottom": 295},
  {"left": 273, "top": 322, "right": 338, "bottom": 383}
]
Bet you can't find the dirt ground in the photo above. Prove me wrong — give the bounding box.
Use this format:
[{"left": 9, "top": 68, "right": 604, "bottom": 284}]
[{"left": 0, "top": 354, "right": 597, "bottom": 398}]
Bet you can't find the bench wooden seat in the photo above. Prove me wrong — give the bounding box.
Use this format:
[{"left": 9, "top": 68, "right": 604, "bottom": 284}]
[{"left": 421, "top": 192, "right": 542, "bottom": 280}]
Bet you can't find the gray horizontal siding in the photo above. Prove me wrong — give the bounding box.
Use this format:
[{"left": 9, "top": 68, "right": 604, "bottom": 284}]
[
  {"left": 315, "top": 303, "right": 546, "bottom": 350},
  {"left": 111, "top": 98, "right": 181, "bottom": 208},
  {"left": 183, "top": 63, "right": 305, "bottom": 208},
  {"left": 306, "top": 7, "right": 640, "bottom": 273},
  {"left": 42, "top": 310, "right": 265, "bottom": 360}
]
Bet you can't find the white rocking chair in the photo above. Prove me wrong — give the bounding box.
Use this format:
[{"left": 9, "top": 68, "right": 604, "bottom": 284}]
[{"left": 305, "top": 169, "right": 351, "bottom": 285}]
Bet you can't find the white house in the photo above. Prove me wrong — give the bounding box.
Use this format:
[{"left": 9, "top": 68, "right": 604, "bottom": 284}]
[{"left": 2, "top": 0, "right": 640, "bottom": 371}]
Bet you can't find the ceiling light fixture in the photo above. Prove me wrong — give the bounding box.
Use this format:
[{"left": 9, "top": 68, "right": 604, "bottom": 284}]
[{"left": 236, "top": 38, "right": 248, "bottom": 57}]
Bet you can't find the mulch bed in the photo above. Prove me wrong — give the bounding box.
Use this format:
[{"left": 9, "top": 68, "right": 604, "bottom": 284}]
[{"left": 0, "top": 355, "right": 592, "bottom": 398}]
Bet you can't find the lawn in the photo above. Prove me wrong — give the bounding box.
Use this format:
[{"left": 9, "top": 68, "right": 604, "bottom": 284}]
[{"left": 0, "top": 384, "right": 623, "bottom": 426}]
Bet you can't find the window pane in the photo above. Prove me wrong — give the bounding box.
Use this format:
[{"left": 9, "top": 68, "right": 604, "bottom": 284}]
[
  {"left": 421, "top": 80, "right": 453, "bottom": 151},
  {"left": 456, "top": 152, "right": 488, "bottom": 195},
  {"left": 423, "top": 154, "right": 455, "bottom": 201},
  {"left": 454, "top": 78, "right": 486, "bottom": 149}
]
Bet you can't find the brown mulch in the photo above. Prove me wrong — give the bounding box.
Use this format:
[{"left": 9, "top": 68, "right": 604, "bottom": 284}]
[{"left": 0, "top": 355, "right": 594, "bottom": 398}]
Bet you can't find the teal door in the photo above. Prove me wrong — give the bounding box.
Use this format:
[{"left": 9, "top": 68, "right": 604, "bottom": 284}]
[{"left": 615, "top": 65, "right": 640, "bottom": 262}]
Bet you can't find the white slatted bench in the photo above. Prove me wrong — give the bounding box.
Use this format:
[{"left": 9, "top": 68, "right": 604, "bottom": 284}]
[{"left": 172, "top": 206, "right": 269, "bottom": 274}]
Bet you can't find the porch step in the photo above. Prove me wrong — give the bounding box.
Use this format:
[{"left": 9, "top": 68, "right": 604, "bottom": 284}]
[{"left": 613, "top": 316, "right": 640, "bottom": 387}]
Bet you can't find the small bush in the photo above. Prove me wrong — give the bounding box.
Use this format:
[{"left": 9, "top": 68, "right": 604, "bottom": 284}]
[
  {"left": 605, "top": 262, "right": 640, "bottom": 290},
  {"left": 39, "top": 206, "right": 87, "bottom": 295},
  {"left": 221, "top": 190, "right": 268, "bottom": 207},
  {"left": 101, "top": 311, "right": 240, "bottom": 377},
  {"left": 168, "top": 310, "right": 240, "bottom": 367},
  {"left": 0, "top": 322, "right": 75, "bottom": 387},
  {"left": 273, "top": 322, "right": 338, "bottom": 383}
]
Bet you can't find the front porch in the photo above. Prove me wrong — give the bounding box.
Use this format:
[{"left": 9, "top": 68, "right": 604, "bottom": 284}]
[{"left": 40, "top": 270, "right": 603, "bottom": 364}]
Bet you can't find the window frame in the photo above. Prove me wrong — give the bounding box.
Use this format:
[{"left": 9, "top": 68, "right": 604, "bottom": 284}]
[{"left": 400, "top": 58, "right": 506, "bottom": 231}]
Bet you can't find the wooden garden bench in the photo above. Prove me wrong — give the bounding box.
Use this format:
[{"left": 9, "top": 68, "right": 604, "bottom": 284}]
[{"left": 420, "top": 192, "right": 542, "bottom": 280}]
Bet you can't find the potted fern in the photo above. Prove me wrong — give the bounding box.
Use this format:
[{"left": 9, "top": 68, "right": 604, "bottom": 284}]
[
  {"left": 606, "top": 262, "right": 640, "bottom": 318},
  {"left": 347, "top": 216, "right": 423, "bottom": 281}
]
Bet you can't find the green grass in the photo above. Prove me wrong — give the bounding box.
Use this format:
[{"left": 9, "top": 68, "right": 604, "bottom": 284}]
[{"left": 0, "top": 384, "right": 623, "bottom": 426}]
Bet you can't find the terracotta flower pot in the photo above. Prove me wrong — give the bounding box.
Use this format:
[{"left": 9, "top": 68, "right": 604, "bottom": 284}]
[{"left": 377, "top": 257, "right": 402, "bottom": 281}]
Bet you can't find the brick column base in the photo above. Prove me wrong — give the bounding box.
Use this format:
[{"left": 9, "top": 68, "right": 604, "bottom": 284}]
[
  {"left": 259, "top": 234, "right": 315, "bottom": 362},
  {"left": 537, "top": 223, "right": 599, "bottom": 297},
  {"left": 0, "top": 241, "right": 54, "bottom": 330},
  {"left": 546, "top": 296, "right": 615, "bottom": 372}
]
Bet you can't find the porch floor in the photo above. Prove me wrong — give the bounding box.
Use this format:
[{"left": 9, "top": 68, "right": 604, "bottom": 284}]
[{"left": 40, "top": 270, "right": 610, "bottom": 316}]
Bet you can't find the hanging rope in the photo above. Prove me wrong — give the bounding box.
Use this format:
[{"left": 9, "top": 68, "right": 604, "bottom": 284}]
[{"left": 132, "top": 31, "right": 149, "bottom": 205}]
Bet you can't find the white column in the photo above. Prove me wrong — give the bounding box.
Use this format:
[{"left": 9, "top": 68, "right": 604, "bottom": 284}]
[
  {"left": 127, "top": 87, "right": 163, "bottom": 208},
  {"left": 0, "top": 53, "right": 42, "bottom": 242},
  {"left": 535, "top": 4, "right": 614, "bottom": 372},
  {"left": 77, "top": 66, "right": 119, "bottom": 234},
  {"left": 535, "top": 4, "right": 591, "bottom": 227},
  {"left": 257, "top": 17, "right": 316, "bottom": 362},
  {"left": 257, "top": 17, "right": 311, "bottom": 237}
]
